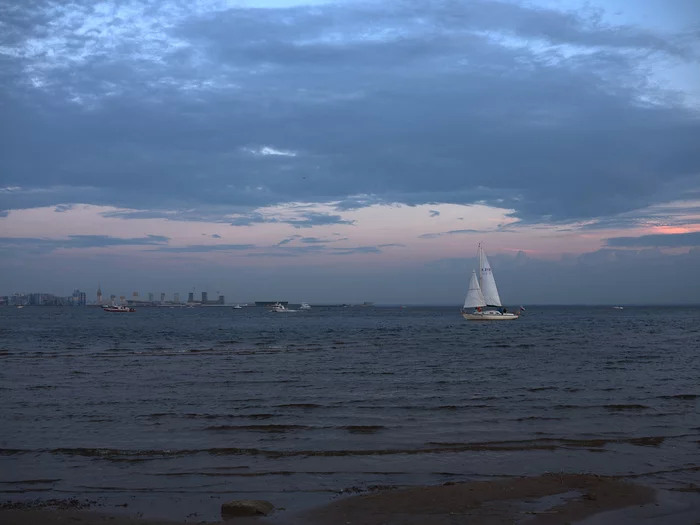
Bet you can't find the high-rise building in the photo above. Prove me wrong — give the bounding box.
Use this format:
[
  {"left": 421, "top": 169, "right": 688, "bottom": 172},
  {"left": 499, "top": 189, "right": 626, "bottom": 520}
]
[
  {"left": 160, "top": 293, "right": 166, "bottom": 303},
  {"left": 174, "top": 293, "right": 180, "bottom": 303},
  {"left": 72, "top": 289, "right": 87, "bottom": 306},
  {"left": 188, "top": 292, "right": 194, "bottom": 303},
  {"left": 96, "top": 285, "right": 102, "bottom": 305},
  {"left": 148, "top": 292, "right": 154, "bottom": 302},
  {"left": 201, "top": 291, "right": 208, "bottom": 303}
]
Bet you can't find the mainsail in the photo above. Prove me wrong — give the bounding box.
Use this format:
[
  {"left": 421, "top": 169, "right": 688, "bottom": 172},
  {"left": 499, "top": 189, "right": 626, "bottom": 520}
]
[
  {"left": 463, "top": 270, "right": 486, "bottom": 309},
  {"left": 479, "top": 245, "right": 502, "bottom": 307}
]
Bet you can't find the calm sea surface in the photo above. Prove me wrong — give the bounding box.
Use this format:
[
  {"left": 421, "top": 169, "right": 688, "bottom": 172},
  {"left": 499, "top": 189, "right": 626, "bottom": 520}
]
[{"left": 1, "top": 306, "right": 699, "bottom": 521}]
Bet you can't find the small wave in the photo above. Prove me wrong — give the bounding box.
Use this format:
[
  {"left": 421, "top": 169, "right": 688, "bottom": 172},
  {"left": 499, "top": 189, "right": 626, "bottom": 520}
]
[
  {"left": 204, "top": 424, "right": 310, "bottom": 433},
  {"left": 0, "top": 479, "right": 61, "bottom": 485},
  {"left": 659, "top": 394, "right": 698, "bottom": 400},
  {"left": 527, "top": 387, "right": 558, "bottom": 392},
  {"left": 341, "top": 425, "right": 385, "bottom": 434},
  {"left": 604, "top": 404, "right": 650, "bottom": 411},
  {"left": 184, "top": 413, "right": 275, "bottom": 420},
  {"left": 513, "top": 416, "right": 564, "bottom": 422},
  {"left": 435, "top": 404, "right": 492, "bottom": 410},
  {"left": 276, "top": 403, "right": 323, "bottom": 409}
]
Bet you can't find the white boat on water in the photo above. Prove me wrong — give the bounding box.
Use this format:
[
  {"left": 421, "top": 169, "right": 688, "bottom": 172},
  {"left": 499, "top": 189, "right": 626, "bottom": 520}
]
[
  {"left": 270, "top": 302, "right": 296, "bottom": 313},
  {"left": 103, "top": 304, "right": 136, "bottom": 313},
  {"left": 299, "top": 302, "right": 311, "bottom": 310},
  {"left": 613, "top": 306, "right": 624, "bottom": 310},
  {"left": 461, "top": 243, "right": 521, "bottom": 321},
  {"left": 233, "top": 304, "right": 243, "bottom": 309}
]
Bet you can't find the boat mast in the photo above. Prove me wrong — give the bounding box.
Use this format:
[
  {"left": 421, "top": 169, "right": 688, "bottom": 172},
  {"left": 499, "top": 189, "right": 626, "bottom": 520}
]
[{"left": 478, "top": 242, "right": 483, "bottom": 288}]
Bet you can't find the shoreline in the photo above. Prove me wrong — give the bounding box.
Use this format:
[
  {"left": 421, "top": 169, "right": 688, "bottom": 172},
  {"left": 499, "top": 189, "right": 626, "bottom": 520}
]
[{"left": 5, "top": 472, "right": 698, "bottom": 525}]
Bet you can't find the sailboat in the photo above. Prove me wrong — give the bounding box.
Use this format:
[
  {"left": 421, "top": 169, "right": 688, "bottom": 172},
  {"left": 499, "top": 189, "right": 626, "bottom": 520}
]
[{"left": 461, "top": 243, "right": 521, "bottom": 321}]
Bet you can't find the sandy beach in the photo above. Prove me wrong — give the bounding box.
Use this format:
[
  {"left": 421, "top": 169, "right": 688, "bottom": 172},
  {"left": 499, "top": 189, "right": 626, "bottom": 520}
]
[{"left": 6, "top": 472, "right": 699, "bottom": 525}]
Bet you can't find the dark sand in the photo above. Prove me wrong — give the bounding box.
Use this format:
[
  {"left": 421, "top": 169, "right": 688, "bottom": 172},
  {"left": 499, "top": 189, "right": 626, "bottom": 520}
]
[
  {"left": 303, "top": 473, "right": 654, "bottom": 525},
  {"left": 0, "top": 473, "right": 662, "bottom": 525}
]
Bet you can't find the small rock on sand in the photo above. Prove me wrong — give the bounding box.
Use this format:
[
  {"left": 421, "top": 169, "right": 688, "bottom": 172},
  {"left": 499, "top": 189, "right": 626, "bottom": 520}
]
[{"left": 221, "top": 500, "right": 274, "bottom": 518}]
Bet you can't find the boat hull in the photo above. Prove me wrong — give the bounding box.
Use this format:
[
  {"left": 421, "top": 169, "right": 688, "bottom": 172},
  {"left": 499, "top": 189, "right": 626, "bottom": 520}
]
[{"left": 462, "top": 312, "right": 519, "bottom": 321}]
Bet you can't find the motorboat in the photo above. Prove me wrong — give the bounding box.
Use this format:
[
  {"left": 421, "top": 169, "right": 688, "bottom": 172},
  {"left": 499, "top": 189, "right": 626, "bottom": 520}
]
[{"left": 103, "top": 305, "right": 136, "bottom": 313}]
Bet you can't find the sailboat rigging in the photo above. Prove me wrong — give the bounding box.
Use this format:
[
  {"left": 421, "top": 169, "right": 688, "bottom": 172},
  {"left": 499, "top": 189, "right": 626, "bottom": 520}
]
[{"left": 461, "top": 243, "right": 521, "bottom": 321}]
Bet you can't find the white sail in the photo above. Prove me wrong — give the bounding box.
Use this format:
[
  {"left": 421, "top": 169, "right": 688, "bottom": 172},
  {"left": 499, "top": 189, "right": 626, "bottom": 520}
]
[
  {"left": 479, "top": 245, "right": 502, "bottom": 307},
  {"left": 463, "top": 270, "right": 486, "bottom": 308}
]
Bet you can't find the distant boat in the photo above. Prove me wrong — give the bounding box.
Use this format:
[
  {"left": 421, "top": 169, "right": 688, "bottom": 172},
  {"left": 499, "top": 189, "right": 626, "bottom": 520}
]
[
  {"left": 233, "top": 304, "right": 243, "bottom": 309},
  {"left": 299, "top": 302, "right": 311, "bottom": 310},
  {"left": 461, "top": 243, "right": 521, "bottom": 321},
  {"left": 104, "top": 305, "right": 135, "bottom": 313},
  {"left": 270, "top": 302, "right": 296, "bottom": 313},
  {"left": 613, "top": 306, "right": 624, "bottom": 310},
  {"left": 16, "top": 305, "right": 25, "bottom": 309}
]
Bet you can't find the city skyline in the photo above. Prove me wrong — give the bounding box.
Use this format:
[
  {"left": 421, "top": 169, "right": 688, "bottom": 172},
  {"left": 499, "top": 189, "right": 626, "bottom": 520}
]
[{"left": 1, "top": 0, "right": 699, "bottom": 304}]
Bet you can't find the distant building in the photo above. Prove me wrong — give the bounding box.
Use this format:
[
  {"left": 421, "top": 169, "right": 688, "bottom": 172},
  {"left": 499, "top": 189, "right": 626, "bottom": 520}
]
[
  {"left": 72, "top": 289, "right": 87, "bottom": 306},
  {"left": 148, "top": 292, "right": 154, "bottom": 302},
  {"left": 174, "top": 293, "right": 180, "bottom": 303},
  {"left": 201, "top": 291, "right": 208, "bottom": 303},
  {"left": 188, "top": 292, "right": 194, "bottom": 303},
  {"left": 97, "top": 285, "right": 103, "bottom": 305},
  {"left": 160, "top": 292, "right": 166, "bottom": 303}
]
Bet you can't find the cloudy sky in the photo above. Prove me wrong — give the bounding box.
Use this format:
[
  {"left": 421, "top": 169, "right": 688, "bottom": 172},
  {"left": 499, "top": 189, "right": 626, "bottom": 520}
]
[{"left": 1, "top": 0, "right": 699, "bottom": 304}]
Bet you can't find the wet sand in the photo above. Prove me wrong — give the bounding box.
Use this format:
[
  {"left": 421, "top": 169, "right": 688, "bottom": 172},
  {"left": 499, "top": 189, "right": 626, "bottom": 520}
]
[
  {"left": 303, "top": 473, "right": 655, "bottom": 525},
  {"left": 1, "top": 473, "right": 672, "bottom": 525}
]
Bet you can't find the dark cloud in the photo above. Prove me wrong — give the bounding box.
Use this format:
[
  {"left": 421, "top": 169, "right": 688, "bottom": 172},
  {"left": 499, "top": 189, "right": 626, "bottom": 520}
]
[
  {"left": 151, "top": 244, "right": 254, "bottom": 253},
  {"left": 246, "top": 251, "right": 297, "bottom": 258},
  {"left": 419, "top": 229, "right": 490, "bottom": 239},
  {"left": 331, "top": 246, "right": 382, "bottom": 255},
  {"left": 580, "top": 204, "right": 700, "bottom": 230},
  {"left": 251, "top": 241, "right": 404, "bottom": 257},
  {"left": 606, "top": 231, "right": 700, "bottom": 248},
  {"left": 330, "top": 243, "right": 404, "bottom": 255},
  {"left": 275, "top": 236, "right": 298, "bottom": 246},
  {"left": 300, "top": 237, "right": 327, "bottom": 244},
  {"left": 0, "top": 234, "right": 169, "bottom": 254},
  {"left": 228, "top": 212, "right": 354, "bottom": 228},
  {"left": 211, "top": 234, "right": 221, "bottom": 239},
  {"left": 54, "top": 204, "right": 73, "bottom": 213},
  {"left": 0, "top": 0, "right": 698, "bottom": 226},
  {"left": 284, "top": 213, "right": 355, "bottom": 229},
  {"left": 429, "top": 210, "right": 440, "bottom": 217}
]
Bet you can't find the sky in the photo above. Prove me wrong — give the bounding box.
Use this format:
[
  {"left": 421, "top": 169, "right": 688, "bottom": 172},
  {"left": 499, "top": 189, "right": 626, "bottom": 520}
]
[{"left": 1, "top": 0, "right": 699, "bottom": 304}]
